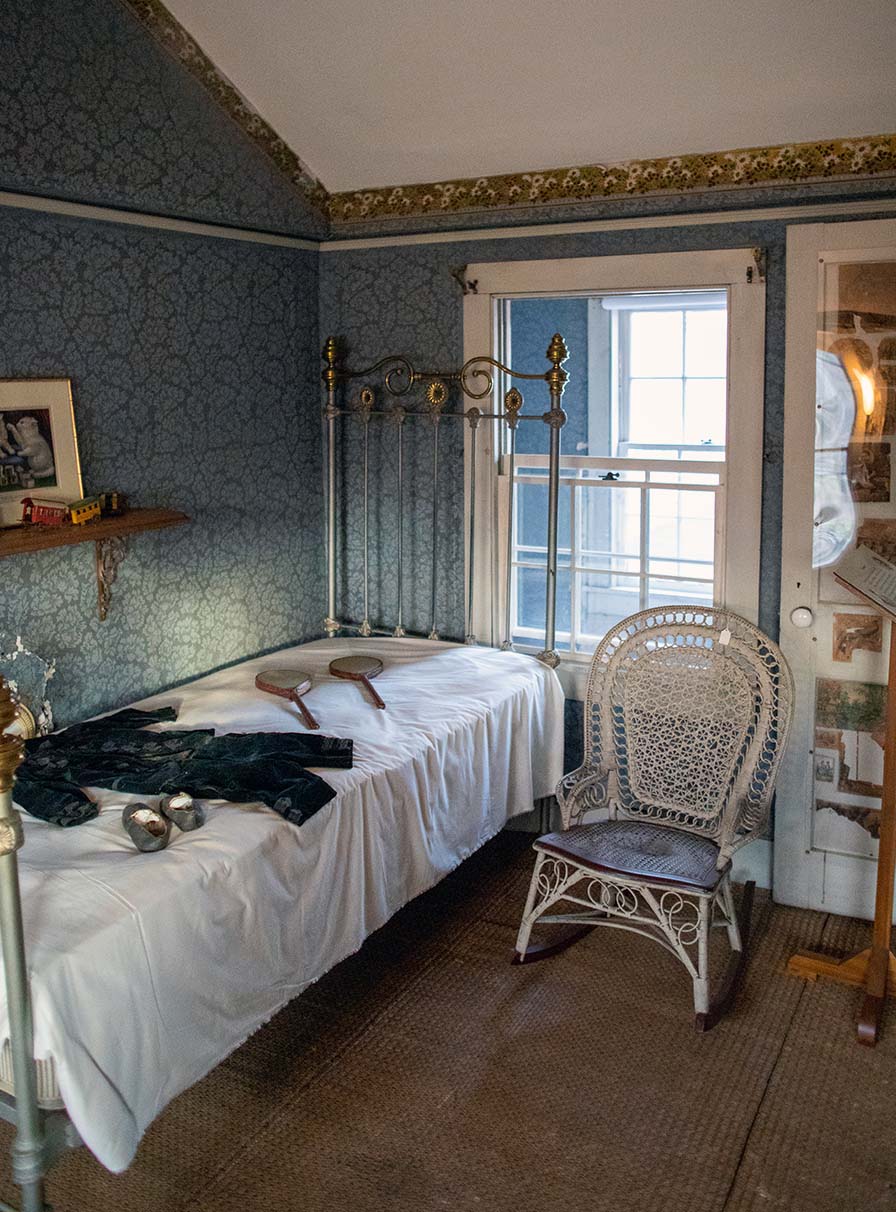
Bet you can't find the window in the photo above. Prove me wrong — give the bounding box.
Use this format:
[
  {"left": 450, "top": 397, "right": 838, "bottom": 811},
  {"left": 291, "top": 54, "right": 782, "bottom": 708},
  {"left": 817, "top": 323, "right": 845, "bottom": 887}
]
[{"left": 463, "top": 252, "right": 765, "bottom": 694}]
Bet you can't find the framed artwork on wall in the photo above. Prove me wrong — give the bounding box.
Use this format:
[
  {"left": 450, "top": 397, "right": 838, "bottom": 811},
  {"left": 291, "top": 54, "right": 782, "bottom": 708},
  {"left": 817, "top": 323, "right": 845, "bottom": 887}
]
[{"left": 0, "top": 379, "right": 82, "bottom": 526}]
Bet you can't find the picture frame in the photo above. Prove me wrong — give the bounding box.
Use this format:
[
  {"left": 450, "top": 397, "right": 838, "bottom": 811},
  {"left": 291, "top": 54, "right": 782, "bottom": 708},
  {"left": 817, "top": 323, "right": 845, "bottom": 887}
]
[{"left": 0, "top": 379, "right": 83, "bottom": 526}]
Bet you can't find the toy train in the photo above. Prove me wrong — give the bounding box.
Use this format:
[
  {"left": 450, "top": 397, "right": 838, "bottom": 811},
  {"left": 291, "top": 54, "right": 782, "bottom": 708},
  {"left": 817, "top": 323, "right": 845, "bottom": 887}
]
[
  {"left": 20, "top": 498, "right": 69, "bottom": 526},
  {"left": 21, "top": 491, "right": 127, "bottom": 527}
]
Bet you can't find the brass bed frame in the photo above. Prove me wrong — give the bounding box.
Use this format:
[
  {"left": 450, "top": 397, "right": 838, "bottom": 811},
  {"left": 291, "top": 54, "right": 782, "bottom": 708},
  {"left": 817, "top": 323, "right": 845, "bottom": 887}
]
[
  {"left": 321, "top": 331, "right": 569, "bottom": 665},
  {"left": 0, "top": 330, "right": 569, "bottom": 1211}
]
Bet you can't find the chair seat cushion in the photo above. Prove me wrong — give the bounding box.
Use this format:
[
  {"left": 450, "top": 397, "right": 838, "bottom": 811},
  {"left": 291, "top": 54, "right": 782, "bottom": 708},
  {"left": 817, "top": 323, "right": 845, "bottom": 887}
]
[{"left": 535, "top": 820, "right": 728, "bottom": 891}]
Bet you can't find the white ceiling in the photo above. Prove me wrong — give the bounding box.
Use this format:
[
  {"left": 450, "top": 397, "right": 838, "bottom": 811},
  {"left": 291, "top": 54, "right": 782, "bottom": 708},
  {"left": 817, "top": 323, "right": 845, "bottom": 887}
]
[{"left": 166, "top": 0, "right": 896, "bottom": 193}]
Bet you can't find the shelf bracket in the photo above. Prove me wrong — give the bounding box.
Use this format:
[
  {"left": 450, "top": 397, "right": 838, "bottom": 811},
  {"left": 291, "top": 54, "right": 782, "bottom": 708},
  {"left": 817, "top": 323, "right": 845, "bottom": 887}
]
[{"left": 95, "top": 536, "right": 128, "bottom": 622}]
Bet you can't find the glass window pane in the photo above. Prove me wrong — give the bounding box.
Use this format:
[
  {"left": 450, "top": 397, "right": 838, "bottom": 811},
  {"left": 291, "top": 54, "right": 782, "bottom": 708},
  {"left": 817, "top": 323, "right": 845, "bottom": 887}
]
[
  {"left": 628, "top": 380, "right": 683, "bottom": 444},
  {"left": 517, "top": 480, "right": 571, "bottom": 553},
  {"left": 514, "top": 566, "right": 571, "bottom": 648},
  {"left": 576, "top": 572, "right": 642, "bottom": 652},
  {"left": 648, "top": 488, "right": 716, "bottom": 577},
  {"left": 579, "top": 483, "right": 641, "bottom": 573},
  {"left": 683, "top": 379, "right": 727, "bottom": 446},
  {"left": 685, "top": 309, "right": 728, "bottom": 377},
  {"left": 508, "top": 296, "right": 590, "bottom": 459},
  {"left": 647, "top": 578, "right": 714, "bottom": 609},
  {"left": 625, "top": 448, "right": 678, "bottom": 460},
  {"left": 629, "top": 311, "right": 683, "bottom": 376}
]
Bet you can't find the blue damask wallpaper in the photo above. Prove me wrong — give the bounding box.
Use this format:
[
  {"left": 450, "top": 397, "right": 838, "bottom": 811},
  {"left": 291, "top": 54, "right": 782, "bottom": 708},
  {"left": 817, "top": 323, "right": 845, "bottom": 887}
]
[
  {"left": 1, "top": 0, "right": 324, "bottom": 239},
  {"left": 1, "top": 209, "right": 322, "bottom": 726}
]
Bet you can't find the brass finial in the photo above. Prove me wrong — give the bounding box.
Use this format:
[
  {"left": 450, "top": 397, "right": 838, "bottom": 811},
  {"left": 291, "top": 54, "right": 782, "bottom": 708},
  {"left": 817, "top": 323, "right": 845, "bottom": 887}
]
[
  {"left": 547, "top": 333, "right": 569, "bottom": 367},
  {"left": 546, "top": 333, "right": 569, "bottom": 399},
  {"left": 322, "top": 335, "right": 339, "bottom": 390},
  {"left": 0, "top": 678, "right": 24, "bottom": 794},
  {"left": 0, "top": 679, "right": 16, "bottom": 734}
]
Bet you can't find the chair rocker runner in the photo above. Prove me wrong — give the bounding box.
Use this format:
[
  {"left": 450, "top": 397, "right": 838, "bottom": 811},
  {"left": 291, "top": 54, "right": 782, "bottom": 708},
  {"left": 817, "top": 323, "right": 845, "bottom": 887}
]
[{"left": 514, "top": 606, "right": 794, "bottom": 1030}]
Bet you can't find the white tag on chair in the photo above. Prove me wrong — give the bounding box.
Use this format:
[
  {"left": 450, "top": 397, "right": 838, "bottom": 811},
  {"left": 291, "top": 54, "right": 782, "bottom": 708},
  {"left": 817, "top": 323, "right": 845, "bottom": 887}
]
[{"left": 719, "top": 627, "right": 732, "bottom": 647}]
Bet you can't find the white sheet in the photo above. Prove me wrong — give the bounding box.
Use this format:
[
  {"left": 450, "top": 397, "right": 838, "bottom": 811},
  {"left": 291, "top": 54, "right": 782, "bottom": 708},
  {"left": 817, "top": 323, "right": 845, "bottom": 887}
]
[{"left": 4, "top": 638, "right": 564, "bottom": 1172}]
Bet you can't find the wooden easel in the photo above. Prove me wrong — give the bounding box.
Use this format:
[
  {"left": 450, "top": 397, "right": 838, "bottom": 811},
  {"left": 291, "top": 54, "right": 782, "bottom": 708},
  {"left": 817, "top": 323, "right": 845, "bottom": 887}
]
[{"left": 787, "top": 565, "right": 896, "bottom": 1046}]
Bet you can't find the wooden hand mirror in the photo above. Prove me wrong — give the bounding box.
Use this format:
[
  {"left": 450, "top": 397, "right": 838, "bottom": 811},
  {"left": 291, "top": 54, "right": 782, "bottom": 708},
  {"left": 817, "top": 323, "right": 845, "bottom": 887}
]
[
  {"left": 329, "top": 655, "right": 386, "bottom": 710},
  {"left": 255, "top": 668, "right": 320, "bottom": 729}
]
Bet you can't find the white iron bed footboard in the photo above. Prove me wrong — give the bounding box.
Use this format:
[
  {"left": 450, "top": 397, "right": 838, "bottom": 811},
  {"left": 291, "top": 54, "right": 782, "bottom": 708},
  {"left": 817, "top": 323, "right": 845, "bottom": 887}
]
[{"left": 0, "top": 685, "right": 78, "bottom": 1212}]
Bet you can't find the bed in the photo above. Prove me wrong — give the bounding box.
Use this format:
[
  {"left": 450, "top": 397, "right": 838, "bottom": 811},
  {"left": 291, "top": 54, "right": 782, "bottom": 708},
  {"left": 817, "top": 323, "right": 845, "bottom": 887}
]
[
  {"left": 0, "top": 332, "right": 571, "bottom": 1209},
  {"left": 1, "top": 636, "right": 563, "bottom": 1172}
]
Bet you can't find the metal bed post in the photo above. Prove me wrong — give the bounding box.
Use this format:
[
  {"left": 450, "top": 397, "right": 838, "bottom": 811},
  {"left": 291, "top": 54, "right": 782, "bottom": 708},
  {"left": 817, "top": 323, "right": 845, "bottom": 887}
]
[
  {"left": 500, "top": 387, "right": 523, "bottom": 651},
  {"left": 427, "top": 381, "right": 447, "bottom": 641},
  {"left": 465, "top": 408, "right": 481, "bottom": 646},
  {"left": 322, "top": 337, "right": 340, "bottom": 638},
  {"left": 537, "top": 334, "right": 569, "bottom": 667},
  {"left": 358, "top": 388, "right": 374, "bottom": 638},
  {"left": 0, "top": 680, "right": 49, "bottom": 1212},
  {"left": 393, "top": 406, "right": 407, "bottom": 637}
]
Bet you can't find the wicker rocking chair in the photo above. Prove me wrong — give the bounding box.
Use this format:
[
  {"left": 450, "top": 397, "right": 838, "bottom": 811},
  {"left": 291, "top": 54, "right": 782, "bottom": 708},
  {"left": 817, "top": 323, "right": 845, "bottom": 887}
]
[{"left": 514, "top": 606, "right": 794, "bottom": 1030}]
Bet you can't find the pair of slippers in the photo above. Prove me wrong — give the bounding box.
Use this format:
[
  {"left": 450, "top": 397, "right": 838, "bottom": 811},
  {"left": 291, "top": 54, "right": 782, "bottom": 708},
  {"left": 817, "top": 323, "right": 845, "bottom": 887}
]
[{"left": 122, "top": 793, "right": 205, "bottom": 852}]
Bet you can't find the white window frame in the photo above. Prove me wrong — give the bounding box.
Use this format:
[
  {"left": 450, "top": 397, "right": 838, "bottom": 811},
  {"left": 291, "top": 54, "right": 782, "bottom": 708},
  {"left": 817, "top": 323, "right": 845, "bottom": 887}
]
[{"left": 463, "top": 249, "right": 766, "bottom": 699}]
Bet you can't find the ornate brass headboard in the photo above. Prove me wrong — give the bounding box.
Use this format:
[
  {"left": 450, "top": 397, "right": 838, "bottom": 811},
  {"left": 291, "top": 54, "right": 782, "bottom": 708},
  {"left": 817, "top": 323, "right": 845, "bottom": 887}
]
[{"left": 321, "top": 333, "right": 569, "bottom": 666}]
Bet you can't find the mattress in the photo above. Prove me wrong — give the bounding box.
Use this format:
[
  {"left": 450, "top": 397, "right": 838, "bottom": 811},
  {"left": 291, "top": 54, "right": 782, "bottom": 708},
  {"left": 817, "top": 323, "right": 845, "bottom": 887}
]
[{"left": 2, "top": 637, "right": 564, "bottom": 1171}]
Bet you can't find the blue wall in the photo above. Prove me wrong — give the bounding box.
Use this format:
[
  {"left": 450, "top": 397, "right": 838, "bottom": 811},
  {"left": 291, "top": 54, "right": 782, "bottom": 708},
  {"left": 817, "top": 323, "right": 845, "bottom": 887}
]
[
  {"left": 1, "top": 0, "right": 324, "bottom": 239},
  {"left": 1, "top": 0, "right": 324, "bottom": 725}
]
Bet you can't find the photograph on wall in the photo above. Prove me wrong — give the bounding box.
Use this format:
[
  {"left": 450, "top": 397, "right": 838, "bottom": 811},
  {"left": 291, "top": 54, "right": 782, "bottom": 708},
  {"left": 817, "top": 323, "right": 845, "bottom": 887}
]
[
  {"left": 846, "top": 441, "right": 890, "bottom": 502},
  {"left": 857, "top": 517, "right": 896, "bottom": 563},
  {"left": 819, "top": 518, "right": 896, "bottom": 604},
  {"left": 832, "top": 612, "right": 883, "bottom": 662},
  {"left": 0, "top": 380, "right": 82, "bottom": 526},
  {"left": 813, "top": 677, "right": 885, "bottom": 855}
]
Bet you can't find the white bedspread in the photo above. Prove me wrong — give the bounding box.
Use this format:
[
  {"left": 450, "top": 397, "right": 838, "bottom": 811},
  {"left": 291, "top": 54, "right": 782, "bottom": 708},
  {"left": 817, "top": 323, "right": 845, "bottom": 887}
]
[{"left": 5, "top": 638, "right": 564, "bottom": 1171}]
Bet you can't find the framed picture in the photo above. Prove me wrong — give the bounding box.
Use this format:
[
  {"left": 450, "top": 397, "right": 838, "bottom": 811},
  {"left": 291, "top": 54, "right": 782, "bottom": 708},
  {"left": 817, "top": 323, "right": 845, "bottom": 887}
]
[{"left": 0, "top": 379, "right": 82, "bottom": 526}]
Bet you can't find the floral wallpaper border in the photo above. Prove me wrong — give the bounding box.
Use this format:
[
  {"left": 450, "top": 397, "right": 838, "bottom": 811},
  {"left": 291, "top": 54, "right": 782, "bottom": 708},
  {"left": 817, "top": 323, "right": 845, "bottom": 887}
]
[
  {"left": 328, "top": 133, "right": 896, "bottom": 226},
  {"left": 119, "top": 0, "right": 329, "bottom": 220}
]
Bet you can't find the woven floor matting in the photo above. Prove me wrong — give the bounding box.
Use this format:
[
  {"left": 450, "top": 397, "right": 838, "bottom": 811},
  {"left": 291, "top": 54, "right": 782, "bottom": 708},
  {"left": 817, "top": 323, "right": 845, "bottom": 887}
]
[{"left": 0, "top": 832, "right": 894, "bottom": 1212}]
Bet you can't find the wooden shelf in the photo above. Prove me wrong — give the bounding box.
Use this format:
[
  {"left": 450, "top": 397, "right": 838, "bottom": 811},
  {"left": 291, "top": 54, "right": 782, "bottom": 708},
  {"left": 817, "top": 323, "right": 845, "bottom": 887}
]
[
  {"left": 0, "top": 507, "right": 188, "bottom": 558},
  {"left": 0, "top": 507, "right": 189, "bottom": 620}
]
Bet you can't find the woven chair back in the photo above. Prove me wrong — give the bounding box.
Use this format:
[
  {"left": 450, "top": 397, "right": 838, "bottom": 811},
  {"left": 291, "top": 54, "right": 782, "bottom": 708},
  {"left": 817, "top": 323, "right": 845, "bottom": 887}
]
[{"left": 581, "top": 606, "right": 793, "bottom": 858}]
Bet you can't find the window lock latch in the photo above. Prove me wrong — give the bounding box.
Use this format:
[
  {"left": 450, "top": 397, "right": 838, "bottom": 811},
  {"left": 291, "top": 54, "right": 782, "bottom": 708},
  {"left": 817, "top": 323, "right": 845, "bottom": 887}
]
[{"left": 600, "top": 471, "right": 620, "bottom": 481}]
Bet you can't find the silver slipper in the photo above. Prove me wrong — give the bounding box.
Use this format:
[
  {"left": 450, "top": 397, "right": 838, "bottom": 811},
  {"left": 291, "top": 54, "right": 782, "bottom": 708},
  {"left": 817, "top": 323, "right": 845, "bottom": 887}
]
[
  {"left": 159, "top": 791, "right": 205, "bottom": 832},
  {"left": 122, "top": 803, "right": 171, "bottom": 852}
]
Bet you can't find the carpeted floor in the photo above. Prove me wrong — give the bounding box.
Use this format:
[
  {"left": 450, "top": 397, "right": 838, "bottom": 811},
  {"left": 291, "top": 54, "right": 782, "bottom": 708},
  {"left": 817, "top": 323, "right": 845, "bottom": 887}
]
[{"left": 1, "top": 832, "right": 894, "bottom": 1212}]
